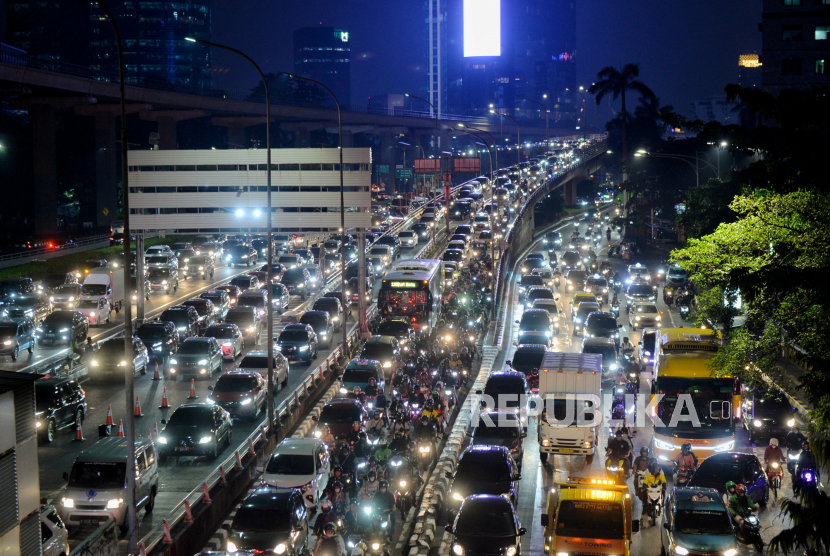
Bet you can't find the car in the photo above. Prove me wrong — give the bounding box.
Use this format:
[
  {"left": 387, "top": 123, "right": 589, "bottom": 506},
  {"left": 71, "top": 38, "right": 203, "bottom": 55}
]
[
  {"left": 741, "top": 387, "right": 795, "bottom": 443},
  {"left": 2, "top": 292, "right": 51, "bottom": 324},
  {"left": 303, "top": 265, "right": 324, "bottom": 291},
  {"left": 158, "top": 403, "right": 233, "bottom": 460},
  {"left": 181, "top": 298, "right": 217, "bottom": 333},
  {"left": 237, "top": 290, "right": 268, "bottom": 321},
  {"left": 584, "top": 311, "right": 620, "bottom": 346},
  {"left": 225, "top": 487, "right": 309, "bottom": 555},
  {"left": 0, "top": 277, "right": 36, "bottom": 306},
  {"left": 564, "top": 269, "right": 588, "bottom": 292},
  {"left": 482, "top": 371, "right": 532, "bottom": 428},
  {"left": 145, "top": 245, "right": 172, "bottom": 257},
  {"left": 182, "top": 254, "right": 215, "bottom": 280},
  {"left": 208, "top": 371, "right": 267, "bottom": 420},
  {"left": 40, "top": 272, "right": 79, "bottom": 293},
  {"left": 299, "top": 311, "right": 334, "bottom": 349},
  {"left": 277, "top": 254, "right": 302, "bottom": 268},
  {"left": 88, "top": 337, "right": 149, "bottom": 378},
  {"left": 369, "top": 246, "right": 394, "bottom": 268},
  {"left": 294, "top": 249, "right": 315, "bottom": 264},
  {"left": 339, "top": 358, "right": 385, "bottom": 397},
  {"left": 235, "top": 350, "right": 290, "bottom": 391},
  {"left": 517, "top": 274, "right": 544, "bottom": 300},
  {"left": 41, "top": 504, "right": 70, "bottom": 556},
  {"left": 317, "top": 398, "right": 368, "bottom": 439},
  {"left": 135, "top": 321, "right": 179, "bottom": 364},
  {"left": 638, "top": 328, "right": 659, "bottom": 372},
  {"left": 159, "top": 306, "right": 200, "bottom": 341},
  {"left": 226, "top": 245, "right": 257, "bottom": 267},
  {"left": 281, "top": 268, "right": 312, "bottom": 299},
  {"left": 516, "top": 330, "right": 551, "bottom": 348},
  {"left": 530, "top": 299, "right": 561, "bottom": 329},
  {"left": 345, "top": 276, "right": 373, "bottom": 304},
  {"left": 687, "top": 452, "right": 770, "bottom": 505},
  {"left": 446, "top": 494, "right": 526, "bottom": 556},
  {"left": 174, "top": 248, "right": 197, "bottom": 268},
  {"left": 195, "top": 241, "right": 222, "bottom": 260},
  {"left": 543, "top": 231, "right": 562, "bottom": 249},
  {"left": 572, "top": 302, "right": 600, "bottom": 336},
  {"left": 375, "top": 318, "right": 415, "bottom": 350},
  {"left": 312, "top": 296, "right": 344, "bottom": 330},
  {"left": 445, "top": 445, "right": 522, "bottom": 519},
  {"left": 250, "top": 238, "right": 272, "bottom": 260},
  {"left": 585, "top": 274, "right": 609, "bottom": 303},
  {"left": 264, "top": 283, "right": 290, "bottom": 314},
  {"left": 203, "top": 324, "right": 243, "bottom": 360},
  {"left": 559, "top": 250, "right": 582, "bottom": 271},
  {"left": 49, "top": 283, "right": 83, "bottom": 311},
  {"left": 37, "top": 311, "right": 88, "bottom": 345},
  {"left": 470, "top": 411, "right": 527, "bottom": 467},
  {"left": 442, "top": 248, "right": 465, "bottom": 267},
  {"left": 516, "top": 309, "right": 553, "bottom": 338},
  {"left": 570, "top": 292, "right": 598, "bottom": 317},
  {"left": 147, "top": 266, "right": 178, "bottom": 294},
  {"left": 35, "top": 378, "right": 87, "bottom": 443},
  {"left": 215, "top": 284, "right": 242, "bottom": 307},
  {"left": 629, "top": 302, "right": 661, "bottom": 330},
  {"left": 661, "top": 487, "right": 738, "bottom": 556},
  {"left": 171, "top": 241, "right": 193, "bottom": 252},
  {"left": 667, "top": 264, "right": 690, "bottom": 284},
  {"left": 145, "top": 253, "right": 176, "bottom": 270},
  {"left": 323, "top": 291, "right": 352, "bottom": 315},
  {"left": 359, "top": 335, "right": 400, "bottom": 370},
  {"left": 230, "top": 275, "right": 260, "bottom": 292},
  {"left": 509, "top": 344, "right": 548, "bottom": 376},
  {"left": 259, "top": 438, "right": 331, "bottom": 509},
  {"left": 625, "top": 281, "right": 657, "bottom": 308},
  {"left": 200, "top": 290, "right": 231, "bottom": 320},
  {"left": 411, "top": 223, "right": 431, "bottom": 240},
  {"left": 77, "top": 296, "right": 111, "bottom": 327},
  {"left": 323, "top": 239, "right": 342, "bottom": 254},
  {"left": 524, "top": 286, "right": 554, "bottom": 310},
  {"left": 580, "top": 337, "right": 620, "bottom": 375},
  {"left": 398, "top": 230, "right": 418, "bottom": 247},
  {"left": 627, "top": 262, "right": 651, "bottom": 283},
  {"left": 276, "top": 323, "right": 319, "bottom": 364},
  {"left": 224, "top": 307, "right": 262, "bottom": 344}
]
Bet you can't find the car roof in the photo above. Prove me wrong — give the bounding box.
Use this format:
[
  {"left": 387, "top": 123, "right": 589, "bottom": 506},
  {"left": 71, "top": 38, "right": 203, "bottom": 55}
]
[
  {"left": 75, "top": 436, "right": 153, "bottom": 463},
  {"left": 242, "top": 486, "right": 300, "bottom": 508},
  {"left": 489, "top": 370, "right": 527, "bottom": 379},
  {"left": 700, "top": 452, "right": 757, "bottom": 465},
  {"left": 461, "top": 444, "right": 513, "bottom": 458},
  {"left": 515, "top": 344, "right": 549, "bottom": 351},
  {"left": 273, "top": 437, "right": 325, "bottom": 455},
  {"left": 672, "top": 487, "right": 728, "bottom": 510},
  {"left": 182, "top": 337, "right": 212, "bottom": 344},
  {"left": 582, "top": 337, "right": 616, "bottom": 347},
  {"left": 366, "top": 335, "right": 396, "bottom": 345}
]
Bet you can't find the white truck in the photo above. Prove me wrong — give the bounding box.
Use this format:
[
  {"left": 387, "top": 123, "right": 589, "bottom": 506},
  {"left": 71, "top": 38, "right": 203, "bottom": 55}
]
[
  {"left": 537, "top": 352, "right": 603, "bottom": 465},
  {"left": 82, "top": 267, "right": 125, "bottom": 313}
]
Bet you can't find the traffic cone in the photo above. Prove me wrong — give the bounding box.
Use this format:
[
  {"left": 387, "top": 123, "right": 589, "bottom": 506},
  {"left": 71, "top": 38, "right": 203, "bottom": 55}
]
[
  {"left": 117, "top": 419, "right": 125, "bottom": 437},
  {"left": 105, "top": 404, "right": 114, "bottom": 426},
  {"left": 188, "top": 379, "right": 197, "bottom": 399},
  {"left": 134, "top": 395, "right": 143, "bottom": 417},
  {"left": 147, "top": 428, "right": 152, "bottom": 439},
  {"left": 153, "top": 422, "right": 160, "bottom": 441},
  {"left": 73, "top": 418, "right": 84, "bottom": 441},
  {"left": 159, "top": 387, "right": 170, "bottom": 409},
  {"left": 152, "top": 363, "right": 161, "bottom": 381}
]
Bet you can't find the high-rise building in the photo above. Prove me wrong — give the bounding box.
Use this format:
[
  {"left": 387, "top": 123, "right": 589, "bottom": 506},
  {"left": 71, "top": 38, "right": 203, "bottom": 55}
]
[
  {"left": 425, "top": 0, "right": 448, "bottom": 115},
  {"left": 5, "top": 1, "right": 212, "bottom": 90},
  {"left": 761, "top": 0, "right": 830, "bottom": 95},
  {"left": 739, "top": 53, "right": 763, "bottom": 89},
  {"left": 294, "top": 27, "right": 352, "bottom": 108}
]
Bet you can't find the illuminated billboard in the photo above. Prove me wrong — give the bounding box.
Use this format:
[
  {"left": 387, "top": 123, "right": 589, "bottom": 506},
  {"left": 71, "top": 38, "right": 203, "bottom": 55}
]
[{"left": 464, "top": 0, "right": 501, "bottom": 57}]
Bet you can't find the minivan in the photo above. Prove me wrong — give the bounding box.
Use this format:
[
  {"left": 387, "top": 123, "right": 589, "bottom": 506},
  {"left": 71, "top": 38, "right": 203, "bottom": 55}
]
[{"left": 59, "top": 437, "right": 159, "bottom": 530}]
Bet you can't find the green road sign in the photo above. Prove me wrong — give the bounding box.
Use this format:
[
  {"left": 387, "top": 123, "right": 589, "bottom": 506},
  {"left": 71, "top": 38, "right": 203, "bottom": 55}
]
[
  {"left": 396, "top": 168, "right": 413, "bottom": 179},
  {"left": 379, "top": 165, "right": 390, "bottom": 174}
]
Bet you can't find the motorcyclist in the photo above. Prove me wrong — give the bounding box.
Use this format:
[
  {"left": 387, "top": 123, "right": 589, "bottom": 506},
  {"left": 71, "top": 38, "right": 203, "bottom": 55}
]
[
  {"left": 358, "top": 470, "right": 380, "bottom": 500},
  {"left": 606, "top": 430, "right": 632, "bottom": 474},
  {"left": 315, "top": 522, "right": 345, "bottom": 556},
  {"left": 373, "top": 480, "right": 397, "bottom": 532},
  {"left": 313, "top": 500, "right": 338, "bottom": 538},
  {"left": 353, "top": 386, "right": 366, "bottom": 406},
  {"left": 724, "top": 480, "right": 738, "bottom": 506},
  {"left": 795, "top": 440, "right": 819, "bottom": 493},
  {"left": 365, "top": 378, "right": 379, "bottom": 399},
  {"left": 674, "top": 442, "right": 699, "bottom": 473},
  {"left": 330, "top": 481, "right": 350, "bottom": 516},
  {"left": 764, "top": 438, "right": 785, "bottom": 471},
  {"left": 326, "top": 466, "right": 347, "bottom": 493},
  {"left": 643, "top": 461, "right": 667, "bottom": 497},
  {"left": 366, "top": 410, "right": 387, "bottom": 439},
  {"left": 414, "top": 414, "right": 436, "bottom": 442},
  {"left": 621, "top": 337, "right": 635, "bottom": 357},
  {"left": 728, "top": 484, "right": 758, "bottom": 530},
  {"left": 319, "top": 424, "right": 335, "bottom": 446},
  {"left": 388, "top": 430, "right": 411, "bottom": 455},
  {"left": 346, "top": 421, "right": 362, "bottom": 446}
]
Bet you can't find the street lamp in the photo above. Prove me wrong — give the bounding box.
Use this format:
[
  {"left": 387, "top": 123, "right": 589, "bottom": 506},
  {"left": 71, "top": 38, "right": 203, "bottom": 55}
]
[
  {"left": 186, "top": 36, "right": 279, "bottom": 437},
  {"left": 459, "top": 124, "right": 498, "bottom": 178},
  {"left": 407, "top": 93, "right": 448, "bottom": 234},
  {"left": 566, "top": 88, "right": 587, "bottom": 141},
  {"left": 634, "top": 150, "right": 718, "bottom": 187},
  {"left": 400, "top": 135, "right": 428, "bottom": 196},
  {"left": 521, "top": 98, "right": 549, "bottom": 152},
  {"left": 489, "top": 110, "right": 520, "bottom": 165}
]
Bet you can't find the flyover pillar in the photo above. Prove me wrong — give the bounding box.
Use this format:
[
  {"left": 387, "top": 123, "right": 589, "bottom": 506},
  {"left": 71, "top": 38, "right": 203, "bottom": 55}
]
[
  {"left": 563, "top": 178, "right": 577, "bottom": 207},
  {"left": 140, "top": 110, "right": 207, "bottom": 150},
  {"left": 341, "top": 130, "right": 354, "bottom": 148},
  {"left": 30, "top": 105, "right": 58, "bottom": 235}
]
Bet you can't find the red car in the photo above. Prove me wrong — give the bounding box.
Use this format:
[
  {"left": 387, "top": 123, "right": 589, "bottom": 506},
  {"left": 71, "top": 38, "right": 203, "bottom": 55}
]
[
  {"left": 215, "top": 284, "right": 242, "bottom": 307},
  {"left": 208, "top": 371, "right": 266, "bottom": 420}
]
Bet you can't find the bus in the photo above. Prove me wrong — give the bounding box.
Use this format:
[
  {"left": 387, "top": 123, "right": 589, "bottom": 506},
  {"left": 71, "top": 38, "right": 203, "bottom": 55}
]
[
  {"left": 110, "top": 220, "right": 124, "bottom": 234},
  {"left": 378, "top": 259, "right": 443, "bottom": 332},
  {"left": 649, "top": 328, "right": 739, "bottom": 465}
]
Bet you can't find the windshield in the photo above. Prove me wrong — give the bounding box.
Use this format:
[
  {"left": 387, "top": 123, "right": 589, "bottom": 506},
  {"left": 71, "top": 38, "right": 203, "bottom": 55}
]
[
  {"left": 300, "top": 315, "right": 326, "bottom": 327},
  {"left": 178, "top": 341, "right": 209, "bottom": 355},
  {"left": 55, "top": 285, "right": 80, "bottom": 295},
  {"left": 342, "top": 369, "right": 377, "bottom": 383},
  {"left": 78, "top": 300, "right": 99, "bottom": 309},
  {"left": 137, "top": 327, "right": 166, "bottom": 340},
  {"left": 555, "top": 501, "right": 624, "bottom": 539},
  {"left": 201, "top": 294, "right": 225, "bottom": 306},
  {"left": 82, "top": 285, "right": 108, "bottom": 296},
  {"left": 68, "top": 462, "right": 126, "bottom": 489},
  {"left": 279, "top": 330, "right": 309, "bottom": 342},
  {"left": 455, "top": 505, "right": 515, "bottom": 536},
  {"left": 225, "top": 312, "right": 253, "bottom": 326},
  {"left": 205, "top": 327, "right": 234, "bottom": 339},
  {"left": 160, "top": 311, "right": 189, "bottom": 325},
  {"left": 628, "top": 284, "right": 653, "bottom": 296},
  {"left": 520, "top": 276, "right": 544, "bottom": 287},
  {"left": 230, "top": 278, "right": 251, "bottom": 289},
  {"left": 238, "top": 296, "right": 264, "bottom": 309},
  {"left": 8, "top": 297, "right": 38, "bottom": 307},
  {"left": 314, "top": 300, "right": 338, "bottom": 313},
  {"left": 512, "top": 349, "right": 545, "bottom": 367},
  {"left": 475, "top": 420, "right": 519, "bottom": 438},
  {"left": 377, "top": 322, "right": 409, "bottom": 335},
  {"left": 484, "top": 377, "right": 525, "bottom": 397},
  {"left": 582, "top": 345, "right": 617, "bottom": 364},
  {"left": 44, "top": 313, "right": 73, "bottom": 324},
  {"left": 147, "top": 256, "right": 168, "bottom": 265},
  {"left": 361, "top": 344, "right": 392, "bottom": 359},
  {"left": 0, "top": 283, "right": 21, "bottom": 295},
  {"left": 527, "top": 289, "right": 553, "bottom": 302},
  {"left": 754, "top": 394, "right": 791, "bottom": 415},
  {"left": 283, "top": 269, "right": 305, "bottom": 282},
  {"left": 148, "top": 269, "right": 170, "bottom": 279},
  {"left": 279, "top": 256, "right": 299, "bottom": 265},
  {"left": 520, "top": 313, "right": 550, "bottom": 328},
  {"left": 674, "top": 509, "right": 734, "bottom": 535},
  {"left": 183, "top": 302, "right": 210, "bottom": 315},
  {"left": 232, "top": 506, "right": 292, "bottom": 532},
  {"left": 320, "top": 405, "right": 362, "bottom": 423},
  {"left": 167, "top": 407, "right": 212, "bottom": 427},
  {"left": 636, "top": 304, "right": 658, "bottom": 314},
  {"left": 587, "top": 315, "right": 617, "bottom": 330},
  {"left": 266, "top": 454, "right": 314, "bottom": 475},
  {"left": 214, "top": 375, "right": 254, "bottom": 393},
  {"left": 691, "top": 462, "right": 743, "bottom": 484},
  {"left": 655, "top": 377, "right": 735, "bottom": 437},
  {"left": 457, "top": 456, "right": 513, "bottom": 481}
]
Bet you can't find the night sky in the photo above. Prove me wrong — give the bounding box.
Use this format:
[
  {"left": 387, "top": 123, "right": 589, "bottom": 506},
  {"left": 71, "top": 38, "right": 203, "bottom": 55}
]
[{"left": 211, "top": 0, "right": 762, "bottom": 123}]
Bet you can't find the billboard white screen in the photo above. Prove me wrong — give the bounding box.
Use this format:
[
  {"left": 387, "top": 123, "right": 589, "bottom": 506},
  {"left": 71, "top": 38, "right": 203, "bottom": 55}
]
[{"left": 463, "top": 0, "right": 501, "bottom": 57}]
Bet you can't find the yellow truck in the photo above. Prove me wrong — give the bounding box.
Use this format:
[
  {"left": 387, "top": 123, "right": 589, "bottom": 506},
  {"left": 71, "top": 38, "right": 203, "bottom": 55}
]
[{"left": 540, "top": 477, "right": 639, "bottom": 556}]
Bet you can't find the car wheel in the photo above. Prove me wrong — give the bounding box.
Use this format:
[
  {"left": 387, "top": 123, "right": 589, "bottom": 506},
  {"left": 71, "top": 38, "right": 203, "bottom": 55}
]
[
  {"left": 145, "top": 488, "right": 156, "bottom": 512},
  {"left": 43, "top": 419, "right": 56, "bottom": 443},
  {"left": 28, "top": 340, "right": 34, "bottom": 354},
  {"left": 760, "top": 486, "right": 769, "bottom": 506},
  {"left": 210, "top": 442, "right": 219, "bottom": 460},
  {"left": 139, "top": 362, "right": 147, "bottom": 376},
  {"left": 11, "top": 345, "right": 18, "bottom": 361}
]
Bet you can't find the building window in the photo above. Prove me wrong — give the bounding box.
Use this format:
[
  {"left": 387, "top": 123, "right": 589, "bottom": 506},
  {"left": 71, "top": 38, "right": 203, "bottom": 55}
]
[
  {"left": 783, "top": 0, "right": 801, "bottom": 5},
  {"left": 782, "top": 24, "right": 804, "bottom": 40},
  {"left": 816, "top": 25, "right": 830, "bottom": 40},
  {"left": 782, "top": 58, "right": 803, "bottom": 75},
  {"left": 817, "top": 59, "right": 826, "bottom": 74}
]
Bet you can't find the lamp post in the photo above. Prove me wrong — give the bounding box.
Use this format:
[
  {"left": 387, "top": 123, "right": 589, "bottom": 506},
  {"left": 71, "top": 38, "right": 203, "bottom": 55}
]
[
  {"left": 459, "top": 124, "right": 498, "bottom": 177},
  {"left": 98, "top": 1, "right": 137, "bottom": 550},
  {"left": 406, "top": 93, "right": 448, "bottom": 234},
  {"left": 399, "top": 136, "right": 428, "bottom": 195},
  {"left": 566, "top": 87, "right": 587, "bottom": 141},
  {"left": 521, "top": 97, "right": 549, "bottom": 152},
  {"left": 634, "top": 150, "right": 719, "bottom": 188},
  {"left": 490, "top": 110, "right": 520, "bottom": 165},
  {"left": 186, "top": 36, "right": 279, "bottom": 436}
]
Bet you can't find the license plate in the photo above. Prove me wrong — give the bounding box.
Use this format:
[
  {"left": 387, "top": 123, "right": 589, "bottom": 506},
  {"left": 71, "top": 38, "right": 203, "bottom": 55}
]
[
  {"left": 80, "top": 518, "right": 100, "bottom": 525},
  {"left": 559, "top": 448, "right": 574, "bottom": 454}
]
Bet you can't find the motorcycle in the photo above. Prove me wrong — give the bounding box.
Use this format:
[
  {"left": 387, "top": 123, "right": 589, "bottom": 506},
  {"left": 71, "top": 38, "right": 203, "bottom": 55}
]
[
  {"left": 679, "top": 304, "right": 690, "bottom": 321},
  {"left": 766, "top": 461, "right": 784, "bottom": 498},
  {"left": 605, "top": 456, "right": 627, "bottom": 485},
  {"left": 734, "top": 510, "right": 764, "bottom": 553},
  {"left": 611, "top": 302, "right": 620, "bottom": 318},
  {"left": 387, "top": 456, "right": 421, "bottom": 520},
  {"left": 674, "top": 465, "right": 695, "bottom": 488},
  {"left": 643, "top": 485, "right": 663, "bottom": 524},
  {"left": 416, "top": 439, "right": 434, "bottom": 470},
  {"left": 795, "top": 464, "right": 820, "bottom": 495},
  {"left": 634, "top": 468, "right": 648, "bottom": 500}
]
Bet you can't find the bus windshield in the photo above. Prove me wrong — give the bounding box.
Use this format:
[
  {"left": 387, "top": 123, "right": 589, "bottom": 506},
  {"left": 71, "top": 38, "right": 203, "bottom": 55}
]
[
  {"left": 555, "top": 500, "right": 624, "bottom": 539},
  {"left": 655, "top": 376, "right": 734, "bottom": 438}
]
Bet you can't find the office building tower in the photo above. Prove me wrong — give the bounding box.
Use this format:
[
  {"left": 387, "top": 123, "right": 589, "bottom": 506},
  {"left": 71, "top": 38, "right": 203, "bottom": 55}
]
[
  {"left": 761, "top": 0, "right": 830, "bottom": 94},
  {"left": 5, "top": 1, "right": 89, "bottom": 65},
  {"left": 425, "top": 0, "right": 448, "bottom": 115},
  {"left": 294, "top": 27, "right": 352, "bottom": 108}
]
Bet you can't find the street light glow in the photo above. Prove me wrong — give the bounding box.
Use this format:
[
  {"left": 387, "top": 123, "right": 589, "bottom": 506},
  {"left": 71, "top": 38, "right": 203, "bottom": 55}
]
[
  {"left": 185, "top": 37, "right": 196, "bottom": 42},
  {"left": 253, "top": 209, "right": 262, "bottom": 217},
  {"left": 235, "top": 209, "right": 244, "bottom": 217}
]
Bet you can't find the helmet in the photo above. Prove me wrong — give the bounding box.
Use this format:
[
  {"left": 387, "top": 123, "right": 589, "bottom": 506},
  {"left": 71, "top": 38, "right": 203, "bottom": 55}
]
[
  {"left": 332, "top": 466, "right": 343, "bottom": 475},
  {"left": 614, "top": 430, "right": 623, "bottom": 438},
  {"left": 373, "top": 410, "right": 382, "bottom": 419},
  {"left": 726, "top": 481, "right": 737, "bottom": 492},
  {"left": 352, "top": 545, "right": 366, "bottom": 556},
  {"left": 649, "top": 462, "right": 661, "bottom": 474},
  {"left": 358, "top": 431, "right": 367, "bottom": 441},
  {"left": 737, "top": 484, "right": 747, "bottom": 495},
  {"left": 353, "top": 421, "right": 361, "bottom": 429},
  {"left": 321, "top": 499, "right": 333, "bottom": 513},
  {"left": 681, "top": 442, "right": 692, "bottom": 454},
  {"left": 640, "top": 447, "right": 648, "bottom": 456},
  {"left": 623, "top": 337, "right": 629, "bottom": 343},
  {"left": 770, "top": 438, "right": 779, "bottom": 447},
  {"left": 425, "top": 399, "right": 435, "bottom": 410},
  {"left": 379, "top": 480, "right": 388, "bottom": 490},
  {"left": 354, "top": 386, "right": 361, "bottom": 394},
  {"left": 324, "top": 522, "right": 337, "bottom": 536},
  {"left": 803, "top": 440, "right": 810, "bottom": 450}
]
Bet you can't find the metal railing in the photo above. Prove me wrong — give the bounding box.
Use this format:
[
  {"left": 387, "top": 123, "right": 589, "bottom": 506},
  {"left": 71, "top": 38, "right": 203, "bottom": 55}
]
[{"left": 0, "top": 233, "right": 112, "bottom": 263}]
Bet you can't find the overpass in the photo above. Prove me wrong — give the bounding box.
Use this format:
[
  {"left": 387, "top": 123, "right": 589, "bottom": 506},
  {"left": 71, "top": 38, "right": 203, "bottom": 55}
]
[{"left": 0, "top": 47, "right": 559, "bottom": 235}]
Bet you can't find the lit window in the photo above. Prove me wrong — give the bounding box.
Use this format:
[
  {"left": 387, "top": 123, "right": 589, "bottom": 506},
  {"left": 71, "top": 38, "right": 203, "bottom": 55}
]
[
  {"left": 816, "top": 26, "right": 830, "bottom": 40},
  {"left": 783, "top": 0, "right": 801, "bottom": 5},
  {"left": 817, "top": 59, "right": 826, "bottom": 74}
]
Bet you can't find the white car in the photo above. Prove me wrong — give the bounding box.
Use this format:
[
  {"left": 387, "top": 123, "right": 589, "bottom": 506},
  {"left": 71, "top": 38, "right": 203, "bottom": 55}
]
[
  {"left": 259, "top": 438, "right": 330, "bottom": 509},
  {"left": 398, "top": 230, "right": 419, "bottom": 247},
  {"left": 41, "top": 504, "right": 69, "bottom": 556},
  {"left": 629, "top": 302, "right": 661, "bottom": 330}
]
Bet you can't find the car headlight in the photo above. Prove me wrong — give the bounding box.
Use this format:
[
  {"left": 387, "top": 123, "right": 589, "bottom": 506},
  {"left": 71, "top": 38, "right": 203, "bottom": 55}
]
[
  {"left": 753, "top": 419, "right": 763, "bottom": 428},
  {"left": 635, "top": 316, "right": 641, "bottom": 320},
  {"left": 299, "top": 346, "right": 308, "bottom": 351},
  {"left": 675, "top": 547, "right": 689, "bottom": 555},
  {"left": 713, "top": 440, "right": 735, "bottom": 452},
  {"left": 654, "top": 439, "right": 675, "bottom": 451},
  {"left": 656, "top": 315, "right": 662, "bottom": 321},
  {"left": 61, "top": 498, "right": 74, "bottom": 508},
  {"left": 107, "top": 498, "right": 124, "bottom": 509},
  {"left": 506, "top": 548, "right": 516, "bottom": 556},
  {"left": 240, "top": 398, "right": 252, "bottom": 406},
  {"left": 2, "top": 340, "right": 11, "bottom": 346},
  {"left": 723, "top": 550, "right": 737, "bottom": 556},
  {"left": 610, "top": 363, "right": 617, "bottom": 370},
  {"left": 198, "top": 359, "right": 208, "bottom": 365},
  {"left": 199, "top": 436, "right": 213, "bottom": 444},
  {"left": 788, "top": 419, "right": 796, "bottom": 427},
  {"left": 274, "top": 544, "right": 287, "bottom": 554},
  {"left": 161, "top": 280, "right": 168, "bottom": 285},
  {"left": 453, "top": 546, "right": 464, "bottom": 556},
  {"left": 453, "top": 492, "right": 464, "bottom": 501},
  {"left": 227, "top": 541, "right": 238, "bottom": 552}
]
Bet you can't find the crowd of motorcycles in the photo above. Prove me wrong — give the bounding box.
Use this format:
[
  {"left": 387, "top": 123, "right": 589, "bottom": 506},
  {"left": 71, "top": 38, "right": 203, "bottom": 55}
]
[{"left": 307, "top": 261, "right": 494, "bottom": 556}]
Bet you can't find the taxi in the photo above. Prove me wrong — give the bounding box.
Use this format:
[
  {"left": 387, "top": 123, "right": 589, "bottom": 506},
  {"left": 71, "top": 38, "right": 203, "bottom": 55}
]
[
  {"left": 627, "top": 262, "right": 651, "bottom": 283},
  {"left": 570, "top": 292, "right": 598, "bottom": 318}
]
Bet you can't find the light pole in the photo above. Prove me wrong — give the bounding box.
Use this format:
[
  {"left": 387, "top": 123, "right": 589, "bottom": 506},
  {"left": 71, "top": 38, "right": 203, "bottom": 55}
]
[
  {"left": 97, "top": 1, "right": 137, "bottom": 551},
  {"left": 406, "top": 93, "right": 448, "bottom": 234},
  {"left": 459, "top": 124, "right": 498, "bottom": 176},
  {"left": 399, "top": 136, "right": 427, "bottom": 196},
  {"left": 566, "top": 87, "right": 587, "bottom": 141},
  {"left": 284, "top": 72, "right": 352, "bottom": 340},
  {"left": 186, "top": 36, "right": 278, "bottom": 434},
  {"left": 521, "top": 97, "right": 549, "bottom": 153},
  {"left": 634, "top": 150, "right": 719, "bottom": 188},
  {"left": 490, "top": 110, "right": 520, "bottom": 165}
]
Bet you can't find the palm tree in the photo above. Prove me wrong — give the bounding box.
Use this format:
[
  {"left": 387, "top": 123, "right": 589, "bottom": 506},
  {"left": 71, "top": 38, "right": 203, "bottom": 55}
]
[{"left": 588, "top": 64, "right": 654, "bottom": 180}]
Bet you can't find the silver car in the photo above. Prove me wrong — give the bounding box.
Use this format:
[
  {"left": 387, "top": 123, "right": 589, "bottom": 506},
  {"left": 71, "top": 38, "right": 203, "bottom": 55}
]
[
  {"left": 629, "top": 302, "right": 662, "bottom": 330},
  {"left": 51, "top": 284, "right": 83, "bottom": 311}
]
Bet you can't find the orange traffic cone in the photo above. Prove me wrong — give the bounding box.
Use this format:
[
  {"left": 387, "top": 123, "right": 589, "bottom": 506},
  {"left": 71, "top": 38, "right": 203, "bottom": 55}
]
[
  {"left": 117, "top": 419, "right": 125, "bottom": 437},
  {"left": 73, "top": 418, "right": 84, "bottom": 441},
  {"left": 159, "top": 387, "right": 170, "bottom": 409},
  {"left": 152, "top": 363, "right": 161, "bottom": 381},
  {"left": 134, "top": 395, "right": 143, "bottom": 417},
  {"left": 153, "top": 422, "right": 160, "bottom": 441},
  {"left": 105, "top": 404, "right": 114, "bottom": 426},
  {"left": 188, "top": 379, "right": 197, "bottom": 399}
]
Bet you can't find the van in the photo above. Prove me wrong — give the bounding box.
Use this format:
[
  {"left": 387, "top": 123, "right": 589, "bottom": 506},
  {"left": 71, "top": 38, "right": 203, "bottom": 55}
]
[
  {"left": 339, "top": 358, "right": 384, "bottom": 396},
  {"left": 58, "top": 437, "right": 159, "bottom": 530}
]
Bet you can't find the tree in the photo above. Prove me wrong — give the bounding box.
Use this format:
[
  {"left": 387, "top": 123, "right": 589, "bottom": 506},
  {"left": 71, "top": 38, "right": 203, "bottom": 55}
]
[
  {"left": 247, "top": 73, "right": 328, "bottom": 106},
  {"left": 588, "top": 64, "right": 654, "bottom": 180}
]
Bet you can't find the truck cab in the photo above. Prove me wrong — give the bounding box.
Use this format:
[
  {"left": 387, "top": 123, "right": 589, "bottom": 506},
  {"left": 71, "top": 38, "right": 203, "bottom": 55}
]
[{"left": 540, "top": 477, "right": 638, "bottom": 556}]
